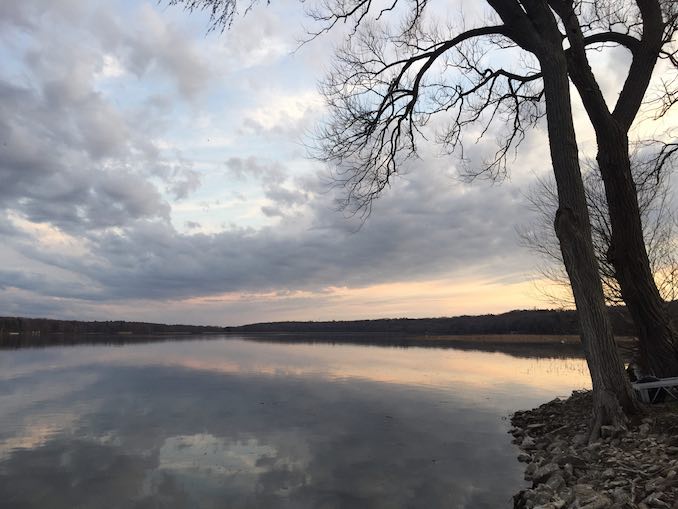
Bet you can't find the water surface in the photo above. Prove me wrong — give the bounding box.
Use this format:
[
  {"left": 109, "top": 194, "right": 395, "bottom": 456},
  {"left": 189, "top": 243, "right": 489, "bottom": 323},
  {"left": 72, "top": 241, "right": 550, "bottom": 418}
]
[{"left": 0, "top": 336, "right": 590, "bottom": 508}]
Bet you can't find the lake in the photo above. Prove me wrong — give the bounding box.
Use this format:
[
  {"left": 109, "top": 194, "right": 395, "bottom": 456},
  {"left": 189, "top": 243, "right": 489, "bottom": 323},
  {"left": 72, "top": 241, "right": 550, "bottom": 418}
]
[{"left": 0, "top": 336, "right": 590, "bottom": 508}]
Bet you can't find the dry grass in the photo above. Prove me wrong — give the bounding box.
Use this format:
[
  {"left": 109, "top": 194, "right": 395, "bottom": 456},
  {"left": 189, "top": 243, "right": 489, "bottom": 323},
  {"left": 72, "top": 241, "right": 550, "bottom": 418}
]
[{"left": 411, "top": 334, "right": 636, "bottom": 344}]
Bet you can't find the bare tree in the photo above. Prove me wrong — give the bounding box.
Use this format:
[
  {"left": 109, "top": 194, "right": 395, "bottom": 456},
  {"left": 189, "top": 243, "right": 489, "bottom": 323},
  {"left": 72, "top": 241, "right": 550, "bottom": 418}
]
[
  {"left": 167, "top": 0, "right": 672, "bottom": 434},
  {"left": 521, "top": 154, "right": 678, "bottom": 307},
  {"left": 546, "top": 0, "right": 678, "bottom": 378}
]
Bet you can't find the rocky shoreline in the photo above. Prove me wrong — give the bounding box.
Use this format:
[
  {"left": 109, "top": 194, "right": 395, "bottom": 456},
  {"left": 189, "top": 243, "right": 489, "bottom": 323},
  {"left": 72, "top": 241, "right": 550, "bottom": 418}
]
[{"left": 511, "top": 391, "right": 678, "bottom": 509}]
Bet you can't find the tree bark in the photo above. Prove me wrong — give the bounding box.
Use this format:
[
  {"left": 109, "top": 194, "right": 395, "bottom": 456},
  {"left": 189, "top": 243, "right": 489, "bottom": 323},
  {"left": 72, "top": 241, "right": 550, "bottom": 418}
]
[{"left": 540, "top": 51, "right": 639, "bottom": 437}]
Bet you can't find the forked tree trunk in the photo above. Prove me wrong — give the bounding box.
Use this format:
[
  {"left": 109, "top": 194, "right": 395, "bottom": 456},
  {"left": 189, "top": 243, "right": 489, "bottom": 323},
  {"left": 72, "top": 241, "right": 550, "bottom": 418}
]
[
  {"left": 541, "top": 52, "right": 639, "bottom": 437},
  {"left": 597, "top": 129, "right": 678, "bottom": 377},
  {"left": 558, "top": 0, "right": 678, "bottom": 377}
]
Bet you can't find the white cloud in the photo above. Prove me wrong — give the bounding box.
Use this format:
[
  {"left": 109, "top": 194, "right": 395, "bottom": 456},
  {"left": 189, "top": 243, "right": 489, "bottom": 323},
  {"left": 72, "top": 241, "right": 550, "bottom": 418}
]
[
  {"left": 241, "top": 90, "right": 324, "bottom": 135},
  {"left": 96, "top": 54, "right": 126, "bottom": 79}
]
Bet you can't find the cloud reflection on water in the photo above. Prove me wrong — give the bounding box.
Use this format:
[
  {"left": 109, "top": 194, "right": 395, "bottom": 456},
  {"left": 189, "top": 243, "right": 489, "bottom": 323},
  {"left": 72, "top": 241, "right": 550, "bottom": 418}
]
[
  {"left": 2, "top": 337, "right": 591, "bottom": 401},
  {"left": 0, "top": 338, "right": 590, "bottom": 508}
]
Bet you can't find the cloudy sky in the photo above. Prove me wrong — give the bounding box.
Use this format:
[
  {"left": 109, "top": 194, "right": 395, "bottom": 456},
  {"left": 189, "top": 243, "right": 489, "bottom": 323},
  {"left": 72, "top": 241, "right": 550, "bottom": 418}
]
[{"left": 0, "top": 0, "right": 672, "bottom": 325}]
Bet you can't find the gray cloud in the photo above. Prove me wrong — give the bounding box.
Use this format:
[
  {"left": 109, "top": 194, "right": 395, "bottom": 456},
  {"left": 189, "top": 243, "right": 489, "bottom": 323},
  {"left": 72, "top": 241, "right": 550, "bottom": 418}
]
[
  {"left": 6, "top": 158, "right": 537, "bottom": 304},
  {"left": 0, "top": 270, "right": 101, "bottom": 301},
  {"left": 0, "top": 0, "right": 547, "bottom": 322},
  {"left": 226, "top": 157, "right": 287, "bottom": 182},
  {"left": 92, "top": 4, "right": 211, "bottom": 99},
  {"left": 0, "top": 0, "right": 214, "bottom": 235},
  {"left": 0, "top": 0, "right": 87, "bottom": 30},
  {"left": 227, "top": 157, "right": 311, "bottom": 217},
  {"left": 0, "top": 76, "right": 171, "bottom": 229}
]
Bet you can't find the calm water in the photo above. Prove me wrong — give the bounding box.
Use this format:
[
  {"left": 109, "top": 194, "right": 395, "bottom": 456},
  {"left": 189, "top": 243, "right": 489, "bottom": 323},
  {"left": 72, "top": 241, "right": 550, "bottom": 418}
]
[{"left": 0, "top": 336, "right": 590, "bottom": 508}]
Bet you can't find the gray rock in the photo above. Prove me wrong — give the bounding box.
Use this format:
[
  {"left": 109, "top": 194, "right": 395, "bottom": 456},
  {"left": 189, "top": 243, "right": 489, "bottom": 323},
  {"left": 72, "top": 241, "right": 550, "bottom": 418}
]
[
  {"left": 525, "top": 487, "right": 553, "bottom": 507},
  {"left": 555, "top": 454, "right": 588, "bottom": 469},
  {"left": 511, "top": 391, "right": 678, "bottom": 509},
  {"left": 646, "top": 477, "right": 664, "bottom": 492},
  {"left": 525, "top": 462, "right": 537, "bottom": 480},
  {"left": 586, "top": 441, "right": 603, "bottom": 452},
  {"left": 573, "top": 433, "right": 589, "bottom": 446},
  {"left": 533, "top": 463, "right": 560, "bottom": 484},
  {"left": 601, "top": 468, "right": 615, "bottom": 480},
  {"left": 579, "top": 494, "right": 612, "bottom": 509},
  {"left": 572, "top": 484, "right": 598, "bottom": 505},
  {"left": 518, "top": 452, "right": 532, "bottom": 463},
  {"left": 522, "top": 436, "right": 537, "bottom": 449},
  {"left": 643, "top": 493, "right": 670, "bottom": 508},
  {"left": 545, "top": 472, "right": 565, "bottom": 492},
  {"left": 523, "top": 488, "right": 537, "bottom": 501},
  {"left": 600, "top": 425, "right": 620, "bottom": 439},
  {"left": 534, "top": 440, "right": 548, "bottom": 451},
  {"left": 659, "top": 478, "right": 678, "bottom": 491},
  {"left": 611, "top": 487, "right": 632, "bottom": 505},
  {"left": 551, "top": 498, "right": 566, "bottom": 509},
  {"left": 547, "top": 440, "right": 567, "bottom": 453}
]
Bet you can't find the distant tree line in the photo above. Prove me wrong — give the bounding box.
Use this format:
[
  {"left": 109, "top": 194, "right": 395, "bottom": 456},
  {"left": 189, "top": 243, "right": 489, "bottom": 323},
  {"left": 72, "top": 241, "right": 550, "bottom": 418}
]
[
  {"left": 5, "top": 303, "right": 678, "bottom": 343},
  {"left": 228, "top": 305, "right": 678, "bottom": 337},
  {"left": 0, "top": 317, "right": 225, "bottom": 336}
]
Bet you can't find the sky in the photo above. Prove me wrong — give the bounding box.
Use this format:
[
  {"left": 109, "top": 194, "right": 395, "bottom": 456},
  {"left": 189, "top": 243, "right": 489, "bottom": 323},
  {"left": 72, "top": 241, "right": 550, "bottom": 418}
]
[{"left": 0, "top": 0, "right": 673, "bottom": 326}]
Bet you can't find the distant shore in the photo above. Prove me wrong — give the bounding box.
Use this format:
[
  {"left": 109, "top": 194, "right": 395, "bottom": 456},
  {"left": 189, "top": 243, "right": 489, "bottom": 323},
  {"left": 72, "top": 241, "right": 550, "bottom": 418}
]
[
  {"left": 230, "top": 331, "right": 636, "bottom": 347},
  {"left": 231, "top": 332, "right": 638, "bottom": 360},
  {"left": 3, "top": 304, "right": 668, "bottom": 339},
  {"left": 0, "top": 331, "right": 638, "bottom": 360}
]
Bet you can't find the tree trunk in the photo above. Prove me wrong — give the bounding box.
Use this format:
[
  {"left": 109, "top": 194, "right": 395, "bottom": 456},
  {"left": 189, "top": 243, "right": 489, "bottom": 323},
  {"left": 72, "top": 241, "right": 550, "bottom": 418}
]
[
  {"left": 555, "top": 0, "right": 678, "bottom": 377},
  {"left": 540, "top": 52, "right": 639, "bottom": 437},
  {"left": 596, "top": 127, "right": 678, "bottom": 377}
]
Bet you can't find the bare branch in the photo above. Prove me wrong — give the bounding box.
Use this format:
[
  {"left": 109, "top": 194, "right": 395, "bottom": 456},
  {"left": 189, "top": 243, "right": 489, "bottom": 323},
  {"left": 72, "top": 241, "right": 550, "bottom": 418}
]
[
  {"left": 163, "top": 0, "right": 244, "bottom": 32},
  {"left": 314, "top": 19, "right": 545, "bottom": 212},
  {"left": 520, "top": 151, "right": 678, "bottom": 306}
]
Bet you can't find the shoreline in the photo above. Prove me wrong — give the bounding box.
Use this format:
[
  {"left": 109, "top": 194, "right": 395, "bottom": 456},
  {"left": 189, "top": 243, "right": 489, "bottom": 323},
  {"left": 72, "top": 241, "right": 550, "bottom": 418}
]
[
  {"left": 510, "top": 391, "right": 678, "bottom": 508},
  {"left": 0, "top": 331, "right": 637, "bottom": 357}
]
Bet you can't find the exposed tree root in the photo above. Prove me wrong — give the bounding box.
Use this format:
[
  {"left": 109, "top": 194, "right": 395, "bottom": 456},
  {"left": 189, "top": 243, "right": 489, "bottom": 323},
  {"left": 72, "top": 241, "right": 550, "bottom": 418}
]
[{"left": 588, "top": 388, "right": 643, "bottom": 443}]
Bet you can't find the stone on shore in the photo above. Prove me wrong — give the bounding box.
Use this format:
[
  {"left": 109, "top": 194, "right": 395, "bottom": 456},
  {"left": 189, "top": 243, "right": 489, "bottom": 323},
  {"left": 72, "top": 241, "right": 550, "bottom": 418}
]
[{"left": 511, "top": 390, "right": 678, "bottom": 509}]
